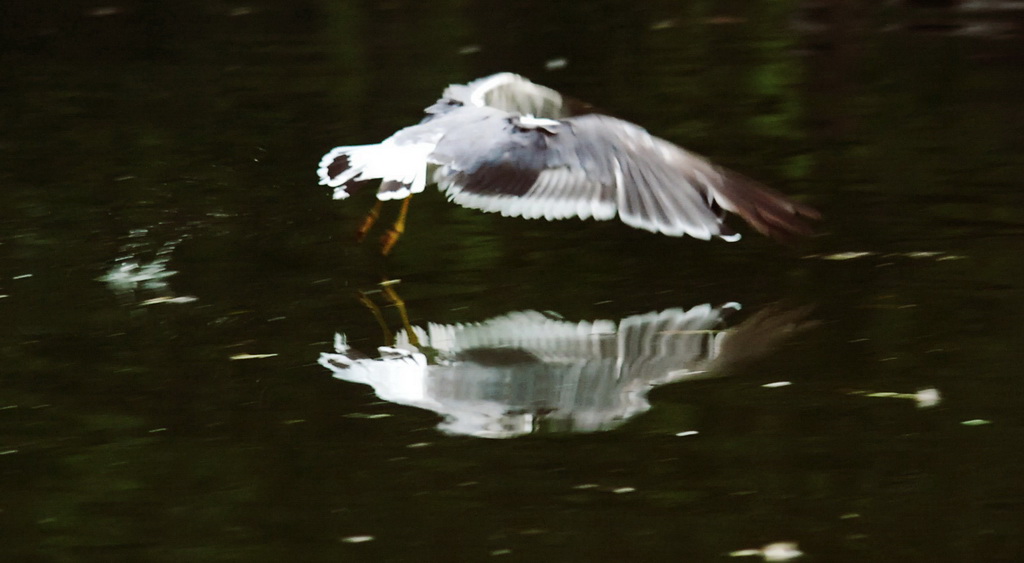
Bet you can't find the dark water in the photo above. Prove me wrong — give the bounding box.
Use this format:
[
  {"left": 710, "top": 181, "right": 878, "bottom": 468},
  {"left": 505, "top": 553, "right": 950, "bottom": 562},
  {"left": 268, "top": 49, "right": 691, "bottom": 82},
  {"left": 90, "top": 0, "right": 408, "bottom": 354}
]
[{"left": 3, "top": 1, "right": 1024, "bottom": 561}]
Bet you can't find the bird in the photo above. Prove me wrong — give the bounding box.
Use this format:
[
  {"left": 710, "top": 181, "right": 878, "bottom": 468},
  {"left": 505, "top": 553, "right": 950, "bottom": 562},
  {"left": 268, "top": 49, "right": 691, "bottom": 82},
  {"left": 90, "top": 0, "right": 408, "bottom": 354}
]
[
  {"left": 320, "top": 305, "right": 739, "bottom": 438},
  {"left": 319, "top": 283, "right": 816, "bottom": 438},
  {"left": 317, "top": 72, "right": 820, "bottom": 255}
]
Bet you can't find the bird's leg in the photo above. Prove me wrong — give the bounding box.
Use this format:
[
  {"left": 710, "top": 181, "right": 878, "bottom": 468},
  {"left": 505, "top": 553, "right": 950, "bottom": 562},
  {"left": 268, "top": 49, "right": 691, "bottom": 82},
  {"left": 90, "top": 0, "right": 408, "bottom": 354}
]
[
  {"left": 355, "top": 200, "right": 384, "bottom": 242},
  {"left": 357, "top": 289, "right": 394, "bottom": 346},
  {"left": 379, "top": 280, "right": 419, "bottom": 348},
  {"left": 380, "top": 195, "right": 412, "bottom": 256}
]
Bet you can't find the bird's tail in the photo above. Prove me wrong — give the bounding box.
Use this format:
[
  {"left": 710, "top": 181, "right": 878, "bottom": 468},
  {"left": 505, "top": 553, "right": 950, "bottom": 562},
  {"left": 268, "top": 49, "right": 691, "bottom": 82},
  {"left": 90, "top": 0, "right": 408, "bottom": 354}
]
[{"left": 317, "top": 141, "right": 433, "bottom": 201}]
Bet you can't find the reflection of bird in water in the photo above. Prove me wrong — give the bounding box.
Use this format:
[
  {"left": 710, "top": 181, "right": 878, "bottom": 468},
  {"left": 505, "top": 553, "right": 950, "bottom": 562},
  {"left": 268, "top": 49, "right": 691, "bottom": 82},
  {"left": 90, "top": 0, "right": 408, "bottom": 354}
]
[
  {"left": 318, "top": 72, "right": 820, "bottom": 254},
  {"left": 319, "top": 283, "right": 816, "bottom": 438}
]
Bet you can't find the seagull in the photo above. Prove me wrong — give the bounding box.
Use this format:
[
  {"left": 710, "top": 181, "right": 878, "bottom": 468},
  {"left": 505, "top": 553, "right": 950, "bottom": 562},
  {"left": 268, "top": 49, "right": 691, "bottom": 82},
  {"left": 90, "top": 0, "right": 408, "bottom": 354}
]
[
  {"left": 319, "top": 293, "right": 817, "bottom": 438},
  {"left": 317, "top": 72, "right": 820, "bottom": 254},
  {"left": 319, "top": 306, "right": 738, "bottom": 438}
]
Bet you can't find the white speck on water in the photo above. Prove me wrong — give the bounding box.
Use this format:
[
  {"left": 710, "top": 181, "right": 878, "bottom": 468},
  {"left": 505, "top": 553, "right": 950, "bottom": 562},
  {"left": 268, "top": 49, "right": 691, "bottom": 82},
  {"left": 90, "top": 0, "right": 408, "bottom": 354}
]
[
  {"left": 544, "top": 57, "right": 568, "bottom": 70},
  {"left": 915, "top": 388, "right": 941, "bottom": 408},
  {"left": 729, "top": 541, "right": 803, "bottom": 561},
  {"left": 341, "top": 535, "right": 375, "bottom": 544}
]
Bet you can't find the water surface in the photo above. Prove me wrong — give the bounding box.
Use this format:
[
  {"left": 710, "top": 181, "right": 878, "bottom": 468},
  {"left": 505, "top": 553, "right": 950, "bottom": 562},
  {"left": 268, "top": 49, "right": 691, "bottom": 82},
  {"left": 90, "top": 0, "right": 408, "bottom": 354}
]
[{"left": 2, "top": 2, "right": 1023, "bottom": 561}]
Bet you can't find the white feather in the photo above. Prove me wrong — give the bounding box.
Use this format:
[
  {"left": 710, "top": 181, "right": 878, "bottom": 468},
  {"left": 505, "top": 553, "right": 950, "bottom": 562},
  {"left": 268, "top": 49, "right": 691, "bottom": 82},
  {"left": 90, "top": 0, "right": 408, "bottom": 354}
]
[{"left": 317, "top": 140, "right": 435, "bottom": 200}]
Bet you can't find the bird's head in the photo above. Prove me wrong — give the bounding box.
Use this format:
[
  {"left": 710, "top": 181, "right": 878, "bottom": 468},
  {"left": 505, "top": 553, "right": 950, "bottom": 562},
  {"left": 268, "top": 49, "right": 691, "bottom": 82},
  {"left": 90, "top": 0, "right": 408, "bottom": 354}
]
[{"left": 424, "top": 85, "right": 471, "bottom": 116}]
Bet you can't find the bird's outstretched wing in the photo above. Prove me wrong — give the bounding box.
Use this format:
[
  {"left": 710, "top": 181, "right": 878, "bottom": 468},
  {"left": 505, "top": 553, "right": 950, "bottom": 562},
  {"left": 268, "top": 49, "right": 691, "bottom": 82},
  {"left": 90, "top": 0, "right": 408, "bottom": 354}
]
[
  {"left": 430, "top": 112, "right": 819, "bottom": 241},
  {"left": 427, "top": 72, "right": 596, "bottom": 120},
  {"left": 464, "top": 73, "right": 569, "bottom": 118}
]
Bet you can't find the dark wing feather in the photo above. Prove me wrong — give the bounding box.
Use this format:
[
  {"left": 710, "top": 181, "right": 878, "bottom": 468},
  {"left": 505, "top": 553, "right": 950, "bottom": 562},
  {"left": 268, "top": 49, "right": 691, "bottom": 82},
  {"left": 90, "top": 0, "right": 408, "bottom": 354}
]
[{"left": 710, "top": 170, "right": 822, "bottom": 243}]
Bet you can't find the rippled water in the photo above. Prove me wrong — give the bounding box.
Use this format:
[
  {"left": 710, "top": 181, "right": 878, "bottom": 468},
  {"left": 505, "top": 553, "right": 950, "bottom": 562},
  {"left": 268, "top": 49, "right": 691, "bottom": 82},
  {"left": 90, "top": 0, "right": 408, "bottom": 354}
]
[{"left": 2, "top": 2, "right": 1023, "bottom": 561}]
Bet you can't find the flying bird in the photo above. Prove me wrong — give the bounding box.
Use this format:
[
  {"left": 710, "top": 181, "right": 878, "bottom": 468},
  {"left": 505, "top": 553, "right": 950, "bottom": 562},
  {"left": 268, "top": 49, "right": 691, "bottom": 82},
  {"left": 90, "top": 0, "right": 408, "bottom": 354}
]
[{"left": 317, "top": 72, "right": 820, "bottom": 254}]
